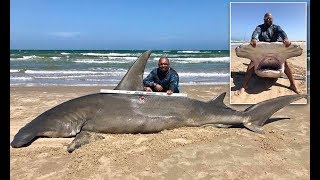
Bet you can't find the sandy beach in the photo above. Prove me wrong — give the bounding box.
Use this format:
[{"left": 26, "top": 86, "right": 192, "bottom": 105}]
[
  {"left": 10, "top": 85, "right": 310, "bottom": 179},
  {"left": 230, "top": 42, "right": 308, "bottom": 104}
]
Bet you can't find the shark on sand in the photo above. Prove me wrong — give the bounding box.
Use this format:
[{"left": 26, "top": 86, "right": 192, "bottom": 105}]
[{"left": 11, "top": 50, "right": 307, "bottom": 153}]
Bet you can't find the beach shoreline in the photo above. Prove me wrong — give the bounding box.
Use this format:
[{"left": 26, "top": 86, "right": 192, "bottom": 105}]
[
  {"left": 10, "top": 84, "right": 310, "bottom": 179},
  {"left": 10, "top": 49, "right": 230, "bottom": 87}
]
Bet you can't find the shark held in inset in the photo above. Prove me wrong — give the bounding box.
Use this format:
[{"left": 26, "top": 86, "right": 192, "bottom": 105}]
[{"left": 235, "top": 42, "right": 303, "bottom": 78}]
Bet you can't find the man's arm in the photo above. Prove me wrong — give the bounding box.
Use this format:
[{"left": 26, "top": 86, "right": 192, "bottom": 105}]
[
  {"left": 143, "top": 69, "right": 157, "bottom": 87},
  {"left": 251, "top": 26, "right": 262, "bottom": 40},
  {"left": 275, "top": 25, "right": 290, "bottom": 47},
  {"left": 168, "top": 73, "right": 179, "bottom": 92},
  {"left": 275, "top": 25, "right": 288, "bottom": 40},
  {"left": 250, "top": 26, "right": 261, "bottom": 47}
]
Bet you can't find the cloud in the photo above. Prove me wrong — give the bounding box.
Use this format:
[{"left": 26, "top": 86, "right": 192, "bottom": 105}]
[{"left": 49, "top": 32, "right": 81, "bottom": 38}]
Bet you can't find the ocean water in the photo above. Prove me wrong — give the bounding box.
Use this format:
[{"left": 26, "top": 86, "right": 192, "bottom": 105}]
[{"left": 10, "top": 50, "right": 230, "bottom": 86}]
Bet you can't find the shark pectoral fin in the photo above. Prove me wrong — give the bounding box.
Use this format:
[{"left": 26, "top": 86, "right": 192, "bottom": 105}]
[
  {"left": 67, "top": 131, "right": 104, "bottom": 153},
  {"left": 244, "top": 123, "right": 265, "bottom": 134}
]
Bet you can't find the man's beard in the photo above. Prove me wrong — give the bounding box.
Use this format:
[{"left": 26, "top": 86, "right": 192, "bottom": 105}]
[{"left": 265, "top": 21, "right": 272, "bottom": 27}]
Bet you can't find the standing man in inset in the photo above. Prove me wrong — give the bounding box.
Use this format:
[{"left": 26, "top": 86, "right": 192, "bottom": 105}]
[{"left": 235, "top": 12, "right": 299, "bottom": 95}]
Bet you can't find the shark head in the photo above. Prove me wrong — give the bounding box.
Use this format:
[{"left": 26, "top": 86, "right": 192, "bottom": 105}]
[{"left": 235, "top": 42, "right": 303, "bottom": 78}]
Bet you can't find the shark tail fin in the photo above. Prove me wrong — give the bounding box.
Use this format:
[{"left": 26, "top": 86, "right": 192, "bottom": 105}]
[{"left": 243, "top": 94, "right": 307, "bottom": 134}]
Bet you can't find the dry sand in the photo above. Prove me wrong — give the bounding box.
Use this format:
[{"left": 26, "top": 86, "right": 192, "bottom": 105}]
[
  {"left": 230, "top": 42, "right": 308, "bottom": 104},
  {"left": 10, "top": 85, "right": 310, "bottom": 179}
]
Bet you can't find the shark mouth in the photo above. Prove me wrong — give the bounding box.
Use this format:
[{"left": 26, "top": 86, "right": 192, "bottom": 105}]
[
  {"left": 255, "top": 56, "right": 284, "bottom": 78},
  {"left": 235, "top": 42, "right": 303, "bottom": 79}
]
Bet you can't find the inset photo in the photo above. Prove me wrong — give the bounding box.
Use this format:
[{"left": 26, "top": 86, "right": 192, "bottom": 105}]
[{"left": 230, "top": 2, "right": 308, "bottom": 104}]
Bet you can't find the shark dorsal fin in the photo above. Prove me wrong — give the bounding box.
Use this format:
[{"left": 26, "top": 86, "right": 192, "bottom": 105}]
[
  {"left": 114, "top": 50, "right": 151, "bottom": 91},
  {"left": 208, "top": 92, "right": 229, "bottom": 108}
]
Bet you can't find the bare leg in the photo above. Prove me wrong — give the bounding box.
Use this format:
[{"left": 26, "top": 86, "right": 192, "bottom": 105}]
[
  {"left": 235, "top": 61, "right": 254, "bottom": 96},
  {"left": 284, "top": 62, "right": 299, "bottom": 94}
]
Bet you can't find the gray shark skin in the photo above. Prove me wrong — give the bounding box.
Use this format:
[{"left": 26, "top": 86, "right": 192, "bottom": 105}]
[
  {"left": 235, "top": 42, "right": 303, "bottom": 78},
  {"left": 11, "top": 50, "right": 307, "bottom": 153}
]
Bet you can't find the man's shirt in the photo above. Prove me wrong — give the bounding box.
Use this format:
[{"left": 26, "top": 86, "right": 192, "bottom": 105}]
[
  {"left": 251, "top": 24, "right": 288, "bottom": 42},
  {"left": 143, "top": 68, "right": 180, "bottom": 93}
]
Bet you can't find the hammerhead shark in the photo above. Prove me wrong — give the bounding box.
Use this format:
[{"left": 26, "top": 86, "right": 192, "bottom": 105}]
[
  {"left": 235, "top": 42, "right": 303, "bottom": 78},
  {"left": 11, "top": 50, "right": 307, "bottom": 152}
]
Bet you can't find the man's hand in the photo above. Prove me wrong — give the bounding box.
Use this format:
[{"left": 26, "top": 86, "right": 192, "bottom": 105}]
[
  {"left": 144, "top": 87, "right": 153, "bottom": 92},
  {"left": 154, "top": 84, "right": 163, "bottom": 91},
  {"left": 250, "top": 38, "right": 257, "bottom": 48},
  {"left": 166, "top": 90, "right": 173, "bottom": 95},
  {"left": 283, "top": 38, "right": 291, "bottom": 47}
]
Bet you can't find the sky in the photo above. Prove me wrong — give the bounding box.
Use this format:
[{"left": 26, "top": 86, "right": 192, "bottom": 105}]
[
  {"left": 10, "top": 0, "right": 310, "bottom": 50},
  {"left": 231, "top": 2, "right": 307, "bottom": 42}
]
